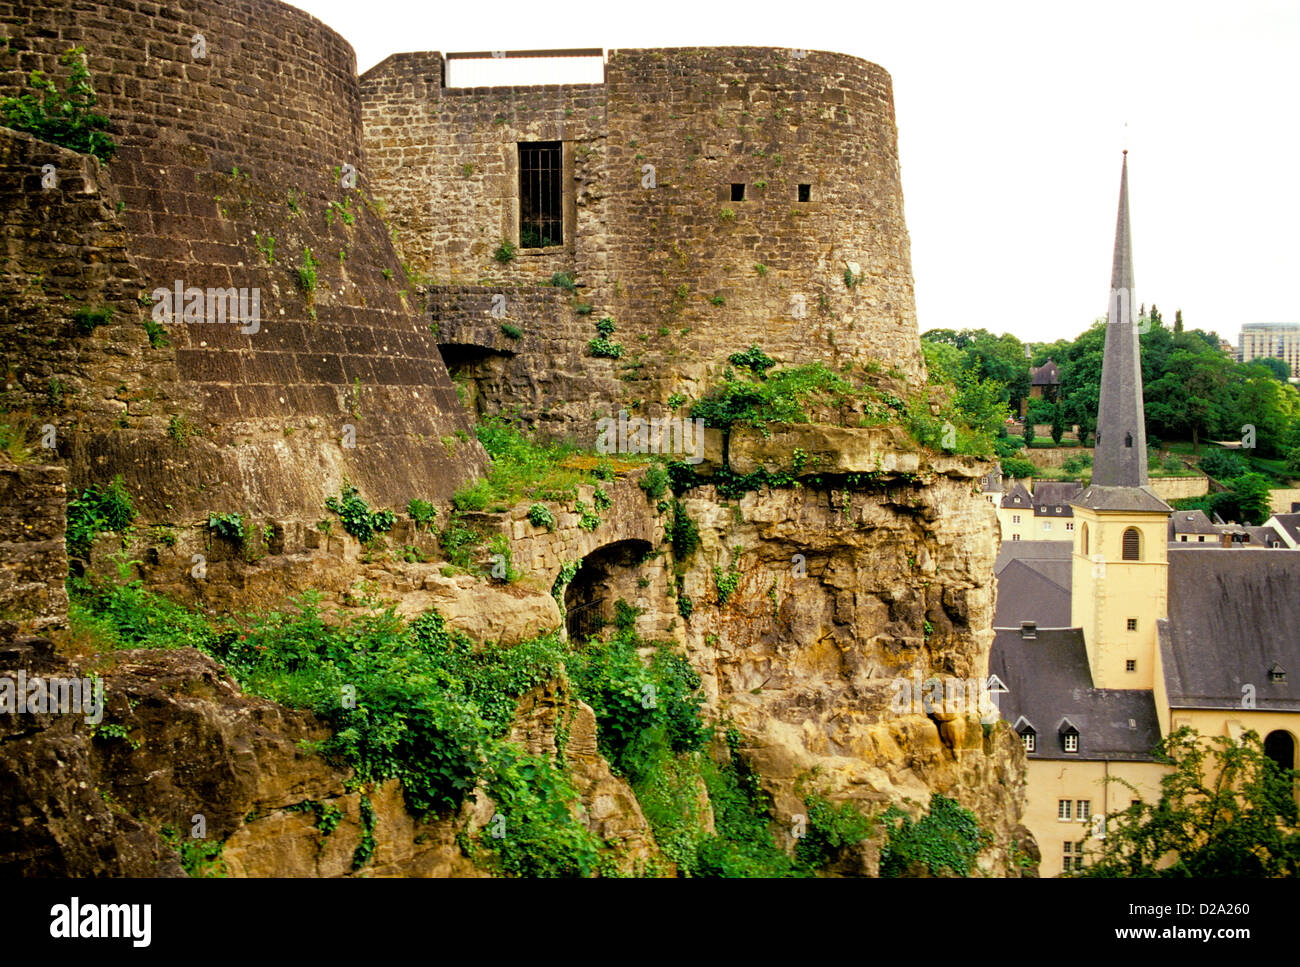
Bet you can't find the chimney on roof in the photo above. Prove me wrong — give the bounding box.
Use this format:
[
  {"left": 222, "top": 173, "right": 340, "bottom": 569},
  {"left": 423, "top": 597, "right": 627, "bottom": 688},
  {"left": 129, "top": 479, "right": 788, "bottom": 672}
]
[{"left": 1020, "top": 621, "right": 1038, "bottom": 640}]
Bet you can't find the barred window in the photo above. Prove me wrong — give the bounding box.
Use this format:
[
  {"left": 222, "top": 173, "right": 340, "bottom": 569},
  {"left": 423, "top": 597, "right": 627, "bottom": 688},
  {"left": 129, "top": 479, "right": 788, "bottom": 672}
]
[
  {"left": 519, "top": 141, "right": 562, "bottom": 248},
  {"left": 1122, "top": 527, "right": 1141, "bottom": 560}
]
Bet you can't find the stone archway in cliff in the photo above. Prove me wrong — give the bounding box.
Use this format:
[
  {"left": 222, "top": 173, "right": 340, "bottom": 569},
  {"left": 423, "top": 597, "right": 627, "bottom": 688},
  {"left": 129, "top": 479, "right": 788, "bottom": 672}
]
[{"left": 564, "top": 539, "right": 654, "bottom": 642}]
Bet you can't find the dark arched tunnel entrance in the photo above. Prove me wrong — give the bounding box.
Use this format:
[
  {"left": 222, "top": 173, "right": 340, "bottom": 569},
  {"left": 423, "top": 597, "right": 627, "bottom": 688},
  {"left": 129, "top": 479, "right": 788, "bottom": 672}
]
[{"left": 564, "top": 538, "right": 654, "bottom": 642}]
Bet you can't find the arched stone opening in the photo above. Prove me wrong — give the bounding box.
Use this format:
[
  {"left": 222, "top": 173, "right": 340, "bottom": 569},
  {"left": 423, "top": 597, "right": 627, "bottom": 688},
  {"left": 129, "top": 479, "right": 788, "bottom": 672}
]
[
  {"left": 564, "top": 538, "right": 654, "bottom": 643},
  {"left": 1264, "top": 730, "right": 1296, "bottom": 774}
]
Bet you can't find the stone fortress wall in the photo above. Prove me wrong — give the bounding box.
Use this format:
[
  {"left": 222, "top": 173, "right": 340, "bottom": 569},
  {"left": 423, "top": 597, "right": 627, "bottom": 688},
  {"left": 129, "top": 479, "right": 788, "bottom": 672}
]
[
  {"left": 361, "top": 47, "right": 926, "bottom": 444},
  {"left": 0, "top": 0, "right": 484, "bottom": 545}
]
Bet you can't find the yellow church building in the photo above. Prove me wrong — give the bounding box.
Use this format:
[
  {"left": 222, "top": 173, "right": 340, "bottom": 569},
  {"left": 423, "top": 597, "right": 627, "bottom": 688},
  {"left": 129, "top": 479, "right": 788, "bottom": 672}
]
[{"left": 990, "top": 153, "right": 1300, "bottom": 877}]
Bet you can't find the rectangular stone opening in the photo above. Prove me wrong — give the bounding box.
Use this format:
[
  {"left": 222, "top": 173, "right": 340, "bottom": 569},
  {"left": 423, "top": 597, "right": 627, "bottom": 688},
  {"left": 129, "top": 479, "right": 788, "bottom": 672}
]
[
  {"left": 798, "top": 183, "right": 811, "bottom": 202},
  {"left": 519, "top": 141, "right": 562, "bottom": 248},
  {"left": 730, "top": 183, "right": 745, "bottom": 202}
]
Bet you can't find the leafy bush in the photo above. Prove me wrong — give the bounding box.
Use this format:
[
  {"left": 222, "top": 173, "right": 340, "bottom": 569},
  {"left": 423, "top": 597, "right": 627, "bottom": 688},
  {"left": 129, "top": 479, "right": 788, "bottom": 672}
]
[
  {"left": 1, "top": 47, "right": 116, "bottom": 162},
  {"left": 207, "top": 512, "right": 245, "bottom": 542},
  {"left": 493, "top": 240, "right": 516, "bottom": 263},
  {"left": 595, "top": 317, "right": 616, "bottom": 337},
  {"left": 1198, "top": 448, "right": 1247, "bottom": 480},
  {"left": 527, "top": 503, "right": 556, "bottom": 531},
  {"left": 546, "top": 272, "right": 577, "bottom": 292},
  {"left": 439, "top": 512, "right": 485, "bottom": 571},
  {"left": 452, "top": 477, "right": 492, "bottom": 512},
  {"left": 667, "top": 500, "right": 699, "bottom": 559},
  {"left": 324, "top": 486, "right": 395, "bottom": 542},
  {"left": 407, "top": 498, "right": 438, "bottom": 532},
  {"left": 588, "top": 336, "right": 623, "bottom": 359},
  {"left": 501, "top": 323, "right": 522, "bottom": 339},
  {"left": 728, "top": 345, "right": 776, "bottom": 376},
  {"left": 879, "top": 793, "right": 990, "bottom": 877},
  {"left": 1287, "top": 447, "right": 1300, "bottom": 476},
  {"left": 1000, "top": 456, "right": 1036, "bottom": 479},
  {"left": 639, "top": 463, "right": 669, "bottom": 500},
  {"left": 575, "top": 499, "right": 600, "bottom": 532},
  {"left": 72, "top": 304, "right": 113, "bottom": 335},
  {"left": 793, "top": 790, "right": 876, "bottom": 873},
  {"left": 66, "top": 475, "right": 135, "bottom": 554}
]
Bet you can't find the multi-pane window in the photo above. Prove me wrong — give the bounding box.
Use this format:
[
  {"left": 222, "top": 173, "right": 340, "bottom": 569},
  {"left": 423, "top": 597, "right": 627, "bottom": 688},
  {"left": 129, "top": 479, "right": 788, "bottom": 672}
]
[
  {"left": 1043, "top": 521, "right": 1053, "bottom": 531},
  {"left": 1126, "top": 659, "right": 1137, "bottom": 672},
  {"left": 1012, "top": 515, "right": 1021, "bottom": 524},
  {"left": 518, "top": 142, "right": 562, "bottom": 248},
  {"left": 1058, "top": 799, "right": 1072, "bottom": 820},
  {"left": 1023, "top": 732, "right": 1035, "bottom": 752},
  {"left": 1126, "top": 618, "right": 1138, "bottom": 631},
  {"left": 1012, "top": 534, "right": 1021, "bottom": 541},
  {"left": 1065, "top": 522, "right": 1074, "bottom": 531},
  {"left": 1077, "top": 800, "right": 1091, "bottom": 821},
  {"left": 1064, "top": 733, "right": 1079, "bottom": 752}
]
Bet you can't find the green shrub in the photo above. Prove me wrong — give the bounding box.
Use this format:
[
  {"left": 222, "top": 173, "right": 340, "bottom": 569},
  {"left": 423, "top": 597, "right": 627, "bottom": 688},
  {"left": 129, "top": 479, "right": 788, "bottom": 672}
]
[
  {"left": 588, "top": 336, "right": 623, "bottom": 358},
  {"left": 1000, "top": 456, "right": 1036, "bottom": 479},
  {"left": 879, "top": 793, "right": 990, "bottom": 877},
  {"left": 1198, "top": 448, "right": 1247, "bottom": 480},
  {"left": 324, "top": 485, "right": 395, "bottom": 542},
  {"left": 296, "top": 247, "right": 319, "bottom": 294},
  {"left": 667, "top": 500, "right": 699, "bottom": 559},
  {"left": 547, "top": 272, "right": 577, "bottom": 292},
  {"left": 501, "top": 323, "right": 522, "bottom": 339},
  {"left": 714, "top": 563, "right": 741, "bottom": 606},
  {"left": 142, "top": 318, "right": 169, "bottom": 348},
  {"left": 207, "top": 512, "right": 245, "bottom": 542},
  {"left": 639, "top": 463, "right": 669, "bottom": 500},
  {"left": 728, "top": 345, "right": 776, "bottom": 377},
  {"left": 439, "top": 512, "right": 485, "bottom": 571},
  {"left": 595, "top": 317, "right": 616, "bottom": 337},
  {"left": 452, "top": 477, "right": 492, "bottom": 512},
  {"left": 407, "top": 498, "right": 438, "bottom": 532},
  {"left": 493, "top": 240, "right": 516, "bottom": 263},
  {"left": 526, "top": 503, "right": 556, "bottom": 531},
  {"left": 1, "top": 47, "right": 116, "bottom": 162},
  {"left": 793, "top": 789, "right": 876, "bottom": 873},
  {"left": 66, "top": 475, "right": 135, "bottom": 554},
  {"left": 72, "top": 304, "right": 113, "bottom": 335},
  {"left": 575, "top": 499, "right": 600, "bottom": 532}
]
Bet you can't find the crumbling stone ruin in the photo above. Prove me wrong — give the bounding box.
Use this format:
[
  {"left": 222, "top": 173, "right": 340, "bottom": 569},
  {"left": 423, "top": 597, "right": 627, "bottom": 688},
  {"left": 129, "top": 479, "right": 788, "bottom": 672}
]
[{"left": 0, "top": 0, "right": 1034, "bottom": 877}]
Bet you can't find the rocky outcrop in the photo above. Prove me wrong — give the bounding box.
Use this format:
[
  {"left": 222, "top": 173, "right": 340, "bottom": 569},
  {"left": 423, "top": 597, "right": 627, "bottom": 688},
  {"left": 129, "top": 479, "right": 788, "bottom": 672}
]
[{"left": 0, "top": 642, "right": 655, "bottom": 876}]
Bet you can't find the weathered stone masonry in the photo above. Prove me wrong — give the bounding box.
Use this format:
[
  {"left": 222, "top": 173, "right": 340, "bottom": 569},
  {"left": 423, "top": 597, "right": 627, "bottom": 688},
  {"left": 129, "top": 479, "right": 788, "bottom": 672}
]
[{"left": 362, "top": 47, "right": 925, "bottom": 444}]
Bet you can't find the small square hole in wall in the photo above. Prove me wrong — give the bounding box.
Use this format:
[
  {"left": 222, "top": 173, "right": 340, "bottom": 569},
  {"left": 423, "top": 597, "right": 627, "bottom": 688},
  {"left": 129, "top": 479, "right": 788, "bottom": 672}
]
[
  {"left": 730, "top": 183, "right": 745, "bottom": 202},
  {"left": 1126, "top": 659, "right": 1137, "bottom": 672},
  {"left": 798, "top": 183, "right": 811, "bottom": 202}
]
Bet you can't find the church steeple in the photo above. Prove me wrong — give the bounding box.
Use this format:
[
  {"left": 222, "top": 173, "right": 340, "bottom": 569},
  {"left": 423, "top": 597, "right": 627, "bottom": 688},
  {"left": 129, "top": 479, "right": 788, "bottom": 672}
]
[{"left": 1092, "top": 151, "right": 1147, "bottom": 488}]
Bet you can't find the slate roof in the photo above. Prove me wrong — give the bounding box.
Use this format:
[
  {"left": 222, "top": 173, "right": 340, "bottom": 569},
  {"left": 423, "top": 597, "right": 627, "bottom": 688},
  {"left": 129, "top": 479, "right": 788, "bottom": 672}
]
[
  {"left": 995, "top": 540, "right": 1073, "bottom": 585},
  {"left": 1159, "top": 548, "right": 1300, "bottom": 711},
  {"left": 1001, "top": 482, "right": 1032, "bottom": 509},
  {"left": 1248, "top": 526, "right": 1286, "bottom": 548},
  {"left": 994, "top": 559, "right": 1071, "bottom": 628},
  {"left": 1269, "top": 513, "right": 1300, "bottom": 545},
  {"left": 1030, "top": 359, "right": 1060, "bottom": 386},
  {"left": 1169, "top": 510, "right": 1219, "bottom": 536},
  {"left": 1092, "top": 154, "right": 1151, "bottom": 489},
  {"left": 989, "top": 627, "right": 1162, "bottom": 761},
  {"left": 1033, "top": 482, "right": 1082, "bottom": 518},
  {"left": 1072, "top": 483, "right": 1172, "bottom": 514}
]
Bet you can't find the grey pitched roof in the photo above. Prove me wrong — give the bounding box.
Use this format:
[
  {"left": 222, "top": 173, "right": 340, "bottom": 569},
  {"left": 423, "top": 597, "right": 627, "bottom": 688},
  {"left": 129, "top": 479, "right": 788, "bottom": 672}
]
[
  {"left": 1033, "top": 482, "right": 1081, "bottom": 517},
  {"left": 1269, "top": 513, "right": 1300, "bottom": 545},
  {"left": 1072, "top": 483, "right": 1172, "bottom": 514},
  {"left": 1092, "top": 153, "right": 1151, "bottom": 489},
  {"left": 995, "top": 539, "right": 1074, "bottom": 591},
  {"left": 1169, "top": 509, "right": 1219, "bottom": 536},
  {"left": 1248, "top": 526, "right": 1286, "bottom": 547},
  {"left": 989, "top": 627, "right": 1161, "bottom": 761},
  {"left": 994, "top": 559, "right": 1072, "bottom": 628},
  {"left": 1159, "top": 548, "right": 1300, "bottom": 711},
  {"left": 1000, "top": 482, "right": 1032, "bottom": 508},
  {"left": 1031, "top": 359, "right": 1060, "bottom": 386}
]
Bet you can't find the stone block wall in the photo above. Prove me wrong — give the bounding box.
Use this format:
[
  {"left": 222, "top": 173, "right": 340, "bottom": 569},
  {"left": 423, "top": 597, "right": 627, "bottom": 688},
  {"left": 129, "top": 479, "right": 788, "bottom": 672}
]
[
  {"left": 0, "top": 456, "right": 68, "bottom": 635},
  {"left": 0, "top": 0, "right": 485, "bottom": 536},
  {"left": 361, "top": 47, "right": 927, "bottom": 442}
]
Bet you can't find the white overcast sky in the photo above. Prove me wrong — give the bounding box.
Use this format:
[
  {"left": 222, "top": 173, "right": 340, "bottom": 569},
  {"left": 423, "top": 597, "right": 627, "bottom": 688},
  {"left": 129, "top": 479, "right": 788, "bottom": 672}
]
[{"left": 294, "top": 0, "right": 1298, "bottom": 347}]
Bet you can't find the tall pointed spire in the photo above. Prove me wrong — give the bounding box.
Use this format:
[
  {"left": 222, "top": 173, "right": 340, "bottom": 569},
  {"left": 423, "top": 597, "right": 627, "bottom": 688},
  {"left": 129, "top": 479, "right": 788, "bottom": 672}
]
[{"left": 1091, "top": 151, "right": 1148, "bottom": 488}]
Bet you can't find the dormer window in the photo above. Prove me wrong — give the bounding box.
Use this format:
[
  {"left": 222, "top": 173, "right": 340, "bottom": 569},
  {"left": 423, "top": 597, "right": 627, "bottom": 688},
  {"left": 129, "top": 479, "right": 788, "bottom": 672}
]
[
  {"left": 1015, "top": 716, "right": 1036, "bottom": 752},
  {"left": 1059, "top": 718, "right": 1080, "bottom": 753},
  {"left": 1269, "top": 664, "right": 1286, "bottom": 684},
  {"left": 1020, "top": 621, "right": 1037, "bottom": 640},
  {"left": 1023, "top": 732, "right": 1036, "bottom": 752}
]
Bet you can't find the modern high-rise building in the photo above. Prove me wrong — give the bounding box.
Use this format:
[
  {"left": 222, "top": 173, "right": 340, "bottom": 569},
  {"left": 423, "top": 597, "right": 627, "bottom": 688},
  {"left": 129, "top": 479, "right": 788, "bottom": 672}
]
[{"left": 1239, "top": 322, "right": 1300, "bottom": 377}]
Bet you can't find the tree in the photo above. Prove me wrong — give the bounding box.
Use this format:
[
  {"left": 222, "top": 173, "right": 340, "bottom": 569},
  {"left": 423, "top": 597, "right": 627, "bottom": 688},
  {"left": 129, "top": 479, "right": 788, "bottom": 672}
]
[
  {"left": 1256, "top": 356, "right": 1291, "bottom": 382},
  {"left": 1022, "top": 420, "right": 1035, "bottom": 447},
  {"left": 1228, "top": 472, "right": 1272, "bottom": 526},
  {"left": 1050, "top": 404, "right": 1065, "bottom": 445},
  {"left": 1286, "top": 447, "right": 1300, "bottom": 477},
  {"left": 1076, "top": 727, "right": 1299, "bottom": 878},
  {"left": 1174, "top": 308, "right": 1184, "bottom": 334},
  {"left": 1197, "top": 448, "right": 1246, "bottom": 480}
]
